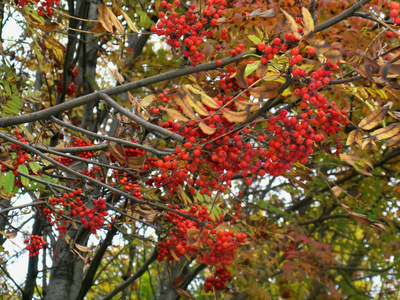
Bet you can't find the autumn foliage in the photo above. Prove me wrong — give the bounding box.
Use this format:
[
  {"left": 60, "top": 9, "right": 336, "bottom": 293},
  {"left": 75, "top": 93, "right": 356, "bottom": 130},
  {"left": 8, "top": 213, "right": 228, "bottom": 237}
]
[{"left": 0, "top": 0, "right": 400, "bottom": 299}]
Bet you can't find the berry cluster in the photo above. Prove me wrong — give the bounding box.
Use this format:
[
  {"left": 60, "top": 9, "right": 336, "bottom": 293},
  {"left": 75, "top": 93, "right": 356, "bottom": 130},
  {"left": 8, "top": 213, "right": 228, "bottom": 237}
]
[
  {"left": 70, "top": 197, "right": 108, "bottom": 234},
  {"left": 157, "top": 204, "right": 247, "bottom": 292},
  {"left": 151, "top": 0, "right": 228, "bottom": 66},
  {"left": 55, "top": 67, "right": 79, "bottom": 96},
  {"left": 39, "top": 189, "right": 83, "bottom": 237},
  {"left": 16, "top": 0, "right": 60, "bottom": 16},
  {"left": 389, "top": 1, "right": 400, "bottom": 24},
  {"left": 204, "top": 266, "right": 232, "bottom": 292},
  {"left": 24, "top": 235, "right": 46, "bottom": 257}
]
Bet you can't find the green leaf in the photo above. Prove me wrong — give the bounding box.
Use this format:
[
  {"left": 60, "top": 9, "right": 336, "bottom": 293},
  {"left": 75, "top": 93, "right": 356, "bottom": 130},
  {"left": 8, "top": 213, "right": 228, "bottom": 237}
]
[
  {"left": 18, "top": 164, "right": 30, "bottom": 186},
  {"left": 29, "top": 161, "right": 41, "bottom": 173},
  {"left": 4, "top": 171, "right": 15, "bottom": 193},
  {"left": 245, "top": 61, "right": 261, "bottom": 77},
  {"left": 248, "top": 34, "right": 262, "bottom": 44},
  {"left": 0, "top": 173, "right": 5, "bottom": 188}
]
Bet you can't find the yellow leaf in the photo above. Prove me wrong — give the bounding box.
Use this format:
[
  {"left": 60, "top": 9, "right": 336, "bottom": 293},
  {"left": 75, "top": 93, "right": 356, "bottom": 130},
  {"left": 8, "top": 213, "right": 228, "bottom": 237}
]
[
  {"left": 107, "top": 8, "right": 124, "bottom": 33},
  {"left": 358, "top": 105, "right": 390, "bottom": 130},
  {"left": 140, "top": 94, "right": 156, "bottom": 107},
  {"left": 172, "top": 92, "right": 198, "bottom": 120},
  {"left": 199, "top": 122, "right": 217, "bottom": 135},
  {"left": 162, "top": 107, "right": 189, "bottom": 122},
  {"left": 44, "top": 35, "right": 65, "bottom": 63},
  {"left": 98, "top": 3, "right": 114, "bottom": 33},
  {"left": 362, "top": 138, "right": 378, "bottom": 150},
  {"left": 182, "top": 85, "right": 209, "bottom": 116},
  {"left": 119, "top": 9, "right": 139, "bottom": 33},
  {"left": 301, "top": 7, "right": 314, "bottom": 35},
  {"left": 346, "top": 129, "right": 362, "bottom": 148},
  {"left": 371, "top": 123, "right": 400, "bottom": 139},
  {"left": 222, "top": 109, "right": 248, "bottom": 123},
  {"left": 280, "top": 9, "right": 299, "bottom": 34},
  {"left": 184, "top": 85, "right": 220, "bottom": 109}
]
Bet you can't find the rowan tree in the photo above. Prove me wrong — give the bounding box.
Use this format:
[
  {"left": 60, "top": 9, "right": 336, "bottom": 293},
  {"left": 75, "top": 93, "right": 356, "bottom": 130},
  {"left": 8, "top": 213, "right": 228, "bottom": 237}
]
[{"left": 0, "top": 0, "right": 400, "bottom": 299}]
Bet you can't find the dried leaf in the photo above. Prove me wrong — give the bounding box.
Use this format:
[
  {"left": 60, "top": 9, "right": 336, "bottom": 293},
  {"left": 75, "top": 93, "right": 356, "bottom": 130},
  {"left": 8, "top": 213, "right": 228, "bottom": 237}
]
[
  {"left": 170, "top": 250, "right": 180, "bottom": 262},
  {"left": 256, "top": 63, "right": 268, "bottom": 78},
  {"left": 172, "top": 92, "right": 198, "bottom": 120},
  {"left": 235, "top": 60, "right": 248, "bottom": 89},
  {"left": 371, "top": 123, "right": 400, "bottom": 139},
  {"left": 385, "top": 134, "right": 400, "bottom": 148},
  {"left": 65, "top": 233, "right": 72, "bottom": 245},
  {"left": 44, "top": 35, "right": 65, "bottom": 63},
  {"left": 222, "top": 109, "right": 248, "bottom": 123},
  {"left": 108, "top": 8, "right": 124, "bottom": 33},
  {"left": 347, "top": 211, "right": 385, "bottom": 235},
  {"left": 249, "top": 84, "right": 278, "bottom": 99},
  {"left": 119, "top": 9, "right": 138, "bottom": 33},
  {"left": 301, "top": 8, "right": 314, "bottom": 35},
  {"left": 162, "top": 107, "right": 190, "bottom": 122},
  {"left": 173, "top": 276, "right": 185, "bottom": 287},
  {"left": 98, "top": 3, "right": 114, "bottom": 33},
  {"left": 182, "top": 85, "right": 209, "bottom": 116},
  {"left": 186, "top": 228, "right": 202, "bottom": 246},
  {"left": 126, "top": 154, "right": 146, "bottom": 170},
  {"left": 362, "top": 138, "right": 378, "bottom": 150},
  {"left": 174, "top": 288, "right": 195, "bottom": 300},
  {"left": 107, "top": 142, "right": 126, "bottom": 164},
  {"left": 0, "top": 189, "right": 14, "bottom": 200},
  {"left": 214, "top": 222, "right": 229, "bottom": 232},
  {"left": 346, "top": 129, "right": 362, "bottom": 148},
  {"left": 358, "top": 105, "right": 390, "bottom": 130},
  {"left": 280, "top": 9, "right": 298, "bottom": 34},
  {"left": 112, "top": 70, "right": 124, "bottom": 83},
  {"left": 29, "top": 22, "right": 59, "bottom": 32},
  {"left": 249, "top": 8, "right": 276, "bottom": 18},
  {"left": 289, "top": 178, "right": 310, "bottom": 190},
  {"left": 234, "top": 99, "right": 260, "bottom": 112},
  {"left": 184, "top": 85, "right": 220, "bottom": 109},
  {"left": 75, "top": 243, "right": 90, "bottom": 252},
  {"left": 199, "top": 122, "right": 217, "bottom": 135},
  {"left": 331, "top": 186, "right": 344, "bottom": 197},
  {"left": 324, "top": 49, "right": 342, "bottom": 65},
  {"left": 5, "top": 231, "right": 17, "bottom": 239}
]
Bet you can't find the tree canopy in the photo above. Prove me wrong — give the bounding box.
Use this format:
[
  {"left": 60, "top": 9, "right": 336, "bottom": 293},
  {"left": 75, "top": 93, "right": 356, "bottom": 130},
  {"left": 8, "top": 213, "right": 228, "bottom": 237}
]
[{"left": 0, "top": 0, "right": 400, "bottom": 299}]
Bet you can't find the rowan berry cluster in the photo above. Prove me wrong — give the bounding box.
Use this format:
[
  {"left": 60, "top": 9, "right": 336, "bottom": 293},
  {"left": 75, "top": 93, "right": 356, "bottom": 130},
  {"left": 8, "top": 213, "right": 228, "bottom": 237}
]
[
  {"left": 389, "top": 1, "right": 400, "bottom": 24},
  {"left": 24, "top": 235, "right": 46, "bottom": 257},
  {"left": 150, "top": 0, "right": 228, "bottom": 66},
  {"left": 204, "top": 266, "right": 232, "bottom": 292},
  {"left": 55, "top": 68, "right": 79, "bottom": 96},
  {"left": 70, "top": 136, "right": 93, "bottom": 158},
  {"left": 157, "top": 204, "right": 247, "bottom": 292},
  {"left": 39, "top": 189, "right": 83, "bottom": 237},
  {"left": 70, "top": 197, "right": 108, "bottom": 234},
  {"left": 15, "top": 0, "right": 60, "bottom": 16}
]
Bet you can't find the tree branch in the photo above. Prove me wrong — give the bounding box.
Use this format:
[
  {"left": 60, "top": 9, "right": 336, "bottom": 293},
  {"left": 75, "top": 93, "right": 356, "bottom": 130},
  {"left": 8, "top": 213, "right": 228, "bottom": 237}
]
[
  {"left": 314, "top": 0, "right": 372, "bottom": 32},
  {"left": 0, "top": 50, "right": 255, "bottom": 128},
  {"left": 101, "top": 247, "right": 159, "bottom": 300}
]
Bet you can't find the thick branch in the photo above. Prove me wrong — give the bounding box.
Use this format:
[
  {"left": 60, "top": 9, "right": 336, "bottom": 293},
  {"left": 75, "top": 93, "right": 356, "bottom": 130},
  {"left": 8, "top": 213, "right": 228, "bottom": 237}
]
[
  {"left": 51, "top": 116, "right": 174, "bottom": 155},
  {"left": 0, "top": 50, "right": 255, "bottom": 128}
]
